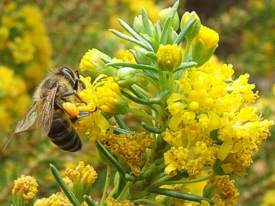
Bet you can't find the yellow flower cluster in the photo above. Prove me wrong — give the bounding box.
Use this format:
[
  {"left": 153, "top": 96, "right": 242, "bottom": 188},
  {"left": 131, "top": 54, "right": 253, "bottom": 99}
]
[
  {"left": 12, "top": 175, "right": 38, "bottom": 201},
  {"left": 157, "top": 44, "right": 182, "bottom": 71},
  {"left": 261, "top": 189, "right": 275, "bottom": 206},
  {"left": 34, "top": 192, "right": 72, "bottom": 206},
  {"left": 63, "top": 161, "right": 97, "bottom": 186},
  {"left": 107, "top": 198, "right": 134, "bottom": 206},
  {"left": 78, "top": 75, "right": 125, "bottom": 113},
  {"left": 0, "top": 66, "right": 30, "bottom": 134},
  {"left": 0, "top": 3, "right": 52, "bottom": 88},
  {"left": 164, "top": 57, "right": 274, "bottom": 176},
  {"left": 206, "top": 175, "right": 239, "bottom": 206},
  {"left": 115, "top": 49, "right": 136, "bottom": 63},
  {"left": 100, "top": 132, "right": 152, "bottom": 175}
]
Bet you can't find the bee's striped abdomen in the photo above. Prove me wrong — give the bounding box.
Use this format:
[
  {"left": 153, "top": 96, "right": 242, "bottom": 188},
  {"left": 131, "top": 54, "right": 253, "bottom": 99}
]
[{"left": 48, "top": 110, "right": 81, "bottom": 152}]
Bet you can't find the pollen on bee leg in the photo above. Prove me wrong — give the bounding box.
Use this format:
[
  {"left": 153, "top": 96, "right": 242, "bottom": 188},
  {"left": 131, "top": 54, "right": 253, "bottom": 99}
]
[{"left": 62, "top": 102, "right": 79, "bottom": 117}]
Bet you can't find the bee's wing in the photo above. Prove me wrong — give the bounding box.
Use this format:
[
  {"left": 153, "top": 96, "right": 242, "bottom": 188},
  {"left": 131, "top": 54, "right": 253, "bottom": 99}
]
[
  {"left": 14, "top": 102, "right": 40, "bottom": 134},
  {"left": 3, "top": 102, "right": 41, "bottom": 152},
  {"left": 36, "top": 84, "right": 58, "bottom": 136}
]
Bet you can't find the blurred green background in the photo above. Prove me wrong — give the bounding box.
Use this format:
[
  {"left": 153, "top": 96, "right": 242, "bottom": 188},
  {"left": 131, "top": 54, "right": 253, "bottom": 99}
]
[{"left": 0, "top": 0, "right": 274, "bottom": 205}]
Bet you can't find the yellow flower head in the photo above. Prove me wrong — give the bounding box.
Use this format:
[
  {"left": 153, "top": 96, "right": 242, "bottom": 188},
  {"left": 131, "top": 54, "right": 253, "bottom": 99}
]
[
  {"left": 79, "top": 49, "right": 109, "bottom": 72},
  {"left": 115, "top": 49, "right": 136, "bottom": 63},
  {"left": 100, "top": 132, "right": 152, "bottom": 176},
  {"left": 261, "top": 189, "right": 275, "bottom": 206},
  {"left": 197, "top": 25, "right": 219, "bottom": 49},
  {"left": 94, "top": 76, "right": 123, "bottom": 113},
  {"left": 164, "top": 141, "right": 216, "bottom": 176},
  {"left": 64, "top": 161, "right": 97, "bottom": 186},
  {"left": 207, "top": 175, "right": 239, "bottom": 206},
  {"left": 157, "top": 44, "right": 182, "bottom": 71},
  {"left": 106, "top": 198, "right": 134, "bottom": 206},
  {"left": 34, "top": 192, "right": 72, "bottom": 206},
  {"left": 12, "top": 175, "right": 38, "bottom": 201},
  {"left": 8, "top": 35, "right": 35, "bottom": 64},
  {"left": 0, "top": 66, "right": 30, "bottom": 133},
  {"left": 164, "top": 57, "right": 274, "bottom": 176},
  {"left": 77, "top": 75, "right": 125, "bottom": 113}
]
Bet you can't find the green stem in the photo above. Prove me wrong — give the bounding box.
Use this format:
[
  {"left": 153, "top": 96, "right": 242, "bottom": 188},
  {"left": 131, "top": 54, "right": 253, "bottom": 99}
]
[
  {"left": 117, "top": 182, "right": 132, "bottom": 200},
  {"left": 108, "top": 172, "right": 120, "bottom": 198},
  {"left": 100, "top": 165, "right": 111, "bottom": 206},
  {"left": 133, "top": 199, "right": 165, "bottom": 206}
]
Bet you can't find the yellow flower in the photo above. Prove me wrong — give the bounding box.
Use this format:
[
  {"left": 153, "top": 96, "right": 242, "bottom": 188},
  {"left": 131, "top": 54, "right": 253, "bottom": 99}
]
[
  {"left": 164, "top": 141, "right": 216, "bottom": 176},
  {"left": 78, "top": 75, "right": 126, "bottom": 114},
  {"left": 115, "top": 49, "right": 136, "bottom": 63},
  {"left": 206, "top": 175, "right": 239, "bottom": 206},
  {"left": 0, "top": 66, "right": 30, "bottom": 133},
  {"left": 34, "top": 192, "right": 72, "bottom": 206},
  {"left": 196, "top": 26, "right": 219, "bottom": 49},
  {"left": 106, "top": 198, "right": 134, "bottom": 206},
  {"left": 261, "top": 189, "right": 275, "bottom": 206},
  {"left": 164, "top": 57, "right": 274, "bottom": 176},
  {"left": 12, "top": 175, "right": 38, "bottom": 201},
  {"left": 79, "top": 49, "right": 109, "bottom": 72},
  {"left": 64, "top": 161, "right": 97, "bottom": 186},
  {"left": 100, "top": 132, "right": 152, "bottom": 176},
  {"left": 8, "top": 35, "right": 35, "bottom": 64},
  {"left": 157, "top": 44, "right": 182, "bottom": 70},
  {"left": 1, "top": 4, "right": 52, "bottom": 88}
]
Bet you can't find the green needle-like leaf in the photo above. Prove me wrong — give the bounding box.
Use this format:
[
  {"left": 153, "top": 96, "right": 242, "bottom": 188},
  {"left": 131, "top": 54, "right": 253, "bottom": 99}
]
[
  {"left": 118, "top": 19, "right": 154, "bottom": 51},
  {"left": 160, "top": 0, "right": 179, "bottom": 44},
  {"left": 141, "top": 9, "right": 152, "bottom": 35},
  {"left": 174, "top": 61, "right": 197, "bottom": 72},
  {"left": 50, "top": 164, "right": 81, "bottom": 206},
  {"left": 149, "top": 188, "right": 213, "bottom": 204},
  {"left": 107, "top": 62, "right": 158, "bottom": 72},
  {"left": 96, "top": 141, "right": 128, "bottom": 176},
  {"left": 174, "top": 18, "right": 196, "bottom": 44},
  {"left": 114, "top": 114, "right": 129, "bottom": 130},
  {"left": 110, "top": 29, "right": 151, "bottom": 50}
]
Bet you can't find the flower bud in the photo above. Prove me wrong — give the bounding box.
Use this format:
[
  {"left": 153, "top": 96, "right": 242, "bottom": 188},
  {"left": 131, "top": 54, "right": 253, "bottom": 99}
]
[
  {"left": 180, "top": 11, "right": 201, "bottom": 41},
  {"left": 116, "top": 67, "right": 144, "bottom": 87},
  {"left": 188, "top": 25, "right": 219, "bottom": 66},
  {"left": 115, "top": 49, "right": 136, "bottom": 63},
  {"left": 159, "top": 7, "right": 179, "bottom": 31},
  {"left": 79, "top": 49, "right": 114, "bottom": 77},
  {"left": 157, "top": 44, "right": 182, "bottom": 71}
]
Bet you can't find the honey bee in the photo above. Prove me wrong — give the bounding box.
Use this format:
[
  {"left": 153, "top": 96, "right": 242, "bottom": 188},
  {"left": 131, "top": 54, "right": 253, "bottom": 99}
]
[{"left": 13, "top": 67, "right": 87, "bottom": 152}]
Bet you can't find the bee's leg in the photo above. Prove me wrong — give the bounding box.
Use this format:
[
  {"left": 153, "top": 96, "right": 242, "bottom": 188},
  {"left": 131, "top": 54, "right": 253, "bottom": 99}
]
[
  {"left": 62, "top": 90, "right": 87, "bottom": 104},
  {"left": 73, "top": 77, "right": 86, "bottom": 91},
  {"left": 71, "top": 111, "right": 90, "bottom": 123},
  {"left": 55, "top": 100, "right": 73, "bottom": 117}
]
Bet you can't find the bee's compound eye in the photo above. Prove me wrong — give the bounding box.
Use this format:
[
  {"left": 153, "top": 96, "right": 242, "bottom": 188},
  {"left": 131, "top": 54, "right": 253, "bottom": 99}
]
[
  {"left": 62, "top": 102, "right": 79, "bottom": 117},
  {"left": 60, "top": 67, "right": 74, "bottom": 77}
]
